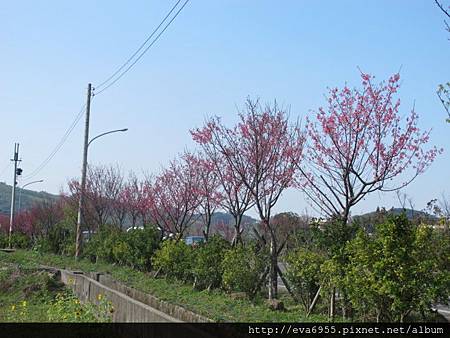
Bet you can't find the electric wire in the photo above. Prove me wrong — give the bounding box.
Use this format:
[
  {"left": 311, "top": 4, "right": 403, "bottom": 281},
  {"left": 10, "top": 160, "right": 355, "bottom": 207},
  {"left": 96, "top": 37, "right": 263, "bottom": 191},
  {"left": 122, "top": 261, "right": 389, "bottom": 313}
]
[
  {"left": 24, "top": 103, "right": 87, "bottom": 180},
  {"left": 23, "top": 0, "right": 190, "bottom": 179},
  {"left": 95, "top": 0, "right": 183, "bottom": 91},
  {"left": 94, "top": 0, "right": 190, "bottom": 96},
  {"left": 0, "top": 162, "right": 10, "bottom": 180}
]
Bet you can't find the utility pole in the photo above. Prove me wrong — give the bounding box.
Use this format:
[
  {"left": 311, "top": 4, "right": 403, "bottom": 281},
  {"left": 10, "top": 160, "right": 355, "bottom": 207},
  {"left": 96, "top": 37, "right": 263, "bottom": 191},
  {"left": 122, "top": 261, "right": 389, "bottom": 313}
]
[
  {"left": 9, "top": 143, "right": 21, "bottom": 248},
  {"left": 75, "top": 83, "right": 92, "bottom": 259}
]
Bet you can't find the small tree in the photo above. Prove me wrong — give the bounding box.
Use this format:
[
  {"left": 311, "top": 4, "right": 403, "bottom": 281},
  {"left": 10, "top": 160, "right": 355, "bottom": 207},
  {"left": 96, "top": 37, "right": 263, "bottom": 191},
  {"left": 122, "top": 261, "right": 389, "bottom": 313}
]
[
  {"left": 193, "top": 99, "right": 305, "bottom": 299},
  {"left": 286, "top": 247, "right": 325, "bottom": 312},
  {"left": 145, "top": 152, "right": 203, "bottom": 240},
  {"left": 345, "top": 214, "right": 450, "bottom": 322},
  {"left": 192, "top": 152, "right": 222, "bottom": 241},
  {"left": 191, "top": 119, "right": 255, "bottom": 245},
  {"left": 297, "top": 73, "right": 441, "bottom": 225}
]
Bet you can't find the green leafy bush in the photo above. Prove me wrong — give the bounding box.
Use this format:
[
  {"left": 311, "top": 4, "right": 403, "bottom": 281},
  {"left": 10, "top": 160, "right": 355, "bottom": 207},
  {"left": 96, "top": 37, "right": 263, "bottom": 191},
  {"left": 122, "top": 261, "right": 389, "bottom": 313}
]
[
  {"left": 221, "top": 244, "right": 267, "bottom": 297},
  {"left": 152, "top": 240, "right": 194, "bottom": 281},
  {"left": 83, "top": 225, "right": 160, "bottom": 271},
  {"left": 192, "top": 235, "right": 230, "bottom": 290},
  {"left": 32, "top": 236, "right": 53, "bottom": 253},
  {"left": 345, "top": 214, "right": 450, "bottom": 322},
  {"left": 0, "top": 232, "right": 31, "bottom": 249},
  {"left": 47, "top": 217, "right": 76, "bottom": 256},
  {"left": 285, "top": 247, "right": 325, "bottom": 311},
  {"left": 124, "top": 226, "right": 160, "bottom": 271}
]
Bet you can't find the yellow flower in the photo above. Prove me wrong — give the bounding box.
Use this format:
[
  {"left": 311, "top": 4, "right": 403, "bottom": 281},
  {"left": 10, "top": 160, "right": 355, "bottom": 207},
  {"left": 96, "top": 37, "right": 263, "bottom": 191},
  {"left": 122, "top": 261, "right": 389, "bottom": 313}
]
[
  {"left": 11, "top": 305, "right": 16, "bottom": 311},
  {"left": 22, "top": 301, "right": 27, "bottom": 307},
  {"left": 97, "top": 294, "right": 102, "bottom": 301}
]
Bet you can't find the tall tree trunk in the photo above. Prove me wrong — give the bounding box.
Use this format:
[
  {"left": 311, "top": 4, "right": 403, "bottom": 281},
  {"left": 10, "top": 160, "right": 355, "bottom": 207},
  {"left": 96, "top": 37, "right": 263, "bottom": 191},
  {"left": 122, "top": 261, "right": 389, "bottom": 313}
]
[
  {"left": 202, "top": 214, "right": 211, "bottom": 241},
  {"left": 329, "top": 288, "right": 335, "bottom": 321},
  {"left": 232, "top": 214, "right": 243, "bottom": 246},
  {"left": 268, "top": 236, "right": 278, "bottom": 300}
]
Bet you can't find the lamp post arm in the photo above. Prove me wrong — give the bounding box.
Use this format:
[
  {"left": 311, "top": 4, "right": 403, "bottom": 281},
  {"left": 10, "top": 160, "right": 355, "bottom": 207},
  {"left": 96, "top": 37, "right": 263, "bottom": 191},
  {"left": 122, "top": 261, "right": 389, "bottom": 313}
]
[
  {"left": 22, "top": 180, "right": 44, "bottom": 190},
  {"left": 18, "top": 179, "right": 44, "bottom": 212},
  {"left": 88, "top": 129, "right": 128, "bottom": 148}
]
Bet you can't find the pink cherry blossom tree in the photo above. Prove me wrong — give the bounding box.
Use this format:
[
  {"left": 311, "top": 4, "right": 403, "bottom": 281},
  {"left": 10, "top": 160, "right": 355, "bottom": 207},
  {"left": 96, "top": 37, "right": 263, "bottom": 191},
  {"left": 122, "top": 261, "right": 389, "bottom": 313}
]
[
  {"left": 191, "top": 118, "right": 255, "bottom": 246},
  {"left": 297, "top": 73, "right": 442, "bottom": 225},
  {"left": 145, "top": 152, "right": 203, "bottom": 241},
  {"left": 121, "top": 172, "right": 146, "bottom": 228},
  {"left": 192, "top": 99, "right": 305, "bottom": 299},
  {"left": 191, "top": 152, "right": 223, "bottom": 241}
]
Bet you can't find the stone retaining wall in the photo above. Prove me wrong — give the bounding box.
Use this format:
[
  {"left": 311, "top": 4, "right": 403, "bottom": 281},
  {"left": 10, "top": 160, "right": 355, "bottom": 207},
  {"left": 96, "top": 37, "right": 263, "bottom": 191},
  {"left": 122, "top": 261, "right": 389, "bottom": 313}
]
[
  {"left": 92, "top": 273, "right": 212, "bottom": 323},
  {"left": 59, "top": 269, "right": 181, "bottom": 323}
]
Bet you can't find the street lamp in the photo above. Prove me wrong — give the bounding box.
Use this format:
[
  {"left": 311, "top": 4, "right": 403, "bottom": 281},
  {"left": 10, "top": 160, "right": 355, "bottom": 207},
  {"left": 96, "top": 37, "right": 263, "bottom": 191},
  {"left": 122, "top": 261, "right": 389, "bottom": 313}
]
[
  {"left": 75, "top": 127, "right": 128, "bottom": 258},
  {"left": 18, "top": 179, "right": 44, "bottom": 211},
  {"left": 88, "top": 128, "right": 128, "bottom": 147}
]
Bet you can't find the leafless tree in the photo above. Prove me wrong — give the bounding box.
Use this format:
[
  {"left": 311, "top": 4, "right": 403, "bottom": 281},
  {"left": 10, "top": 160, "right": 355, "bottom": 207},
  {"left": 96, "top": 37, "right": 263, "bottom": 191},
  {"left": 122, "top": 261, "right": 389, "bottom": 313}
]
[{"left": 435, "top": 0, "right": 450, "bottom": 35}]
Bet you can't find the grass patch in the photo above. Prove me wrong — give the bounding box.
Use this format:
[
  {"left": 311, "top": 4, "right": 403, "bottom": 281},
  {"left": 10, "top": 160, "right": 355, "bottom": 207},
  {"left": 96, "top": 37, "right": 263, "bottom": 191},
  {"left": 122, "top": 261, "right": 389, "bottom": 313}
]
[
  {"left": 0, "top": 250, "right": 329, "bottom": 322},
  {"left": 0, "top": 262, "right": 69, "bottom": 322},
  {"left": 0, "top": 256, "right": 113, "bottom": 322}
]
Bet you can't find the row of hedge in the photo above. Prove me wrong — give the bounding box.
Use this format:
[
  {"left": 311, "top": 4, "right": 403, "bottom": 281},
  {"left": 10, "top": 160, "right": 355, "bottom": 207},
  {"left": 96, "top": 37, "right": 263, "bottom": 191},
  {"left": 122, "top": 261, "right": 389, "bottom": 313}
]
[
  {"left": 28, "top": 223, "right": 270, "bottom": 298},
  {"left": 151, "top": 236, "right": 267, "bottom": 296}
]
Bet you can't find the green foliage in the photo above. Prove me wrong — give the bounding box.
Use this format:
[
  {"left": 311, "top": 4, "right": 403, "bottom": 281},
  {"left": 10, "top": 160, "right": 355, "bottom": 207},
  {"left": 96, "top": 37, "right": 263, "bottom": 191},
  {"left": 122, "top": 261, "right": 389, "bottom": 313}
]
[
  {"left": 0, "top": 232, "right": 31, "bottom": 249},
  {"left": 46, "top": 291, "right": 114, "bottom": 322},
  {"left": 83, "top": 225, "right": 160, "bottom": 271},
  {"left": 6, "top": 300, "right": 30, "bottom": 322},
  {"left": 192, "top": 235, "right": 230, "bottom": 290},
  {"left": 32, "top": 236, "right": 53, "bottom": 254},
  {"left": 46, "top": 206, "right": 76, "bottom": 256},
  {"left": 124, "top": 226, "right": 160, "bottom": 271},
  {"left": 286, "top": 247, "right": 325, "bottom": 311},
  {"left": 221, "top": 244, "right": 267, "bottom": 297},
  {"left": 345, "top": 214, "right": 450, "bottom": 322},
  {"left": 0, "top": 249, "right": 329, "bottom": 322},
  {"left": 152, "top": 240, "right": 194, "bottom": 281},
  {"left": 83, "top": 224, "right": 120, "bottom": 263}
]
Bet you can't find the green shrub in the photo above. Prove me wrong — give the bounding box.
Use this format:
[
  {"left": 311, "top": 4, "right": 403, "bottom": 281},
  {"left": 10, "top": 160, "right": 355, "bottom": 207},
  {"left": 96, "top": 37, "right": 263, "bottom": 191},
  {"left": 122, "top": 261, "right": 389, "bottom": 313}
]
[
  {"left": 47, "top": 220, "right": 76, "bottom": 256},
  {"left": 83, "top": 225, "right": 121, "bottom": 263},
  {"left": 83, "top": 225, "right": 160, "bottom": 271},
  {"left": 0, "top": 232, "right": 31, "bottom": 249},
  {"left": 124, "top": 226, "right": 160, "bottom": 271},
  {"left": 285, "top": 247, "right": 325, "bottom": 311},
  {"left": 192, "top": 235, "right": 230, "bottom": 290},
  {"left": 345, "top": 214, "right": 450, "bottom": 322},
  {"left": 221, "top": 244, "right": 267, "bottom": 297},
  {"left": 32, "top": 236, "right": 53, "bottom": 253},
  {"left": 152, "top": 240, "right": 194, "bottom": 281}
]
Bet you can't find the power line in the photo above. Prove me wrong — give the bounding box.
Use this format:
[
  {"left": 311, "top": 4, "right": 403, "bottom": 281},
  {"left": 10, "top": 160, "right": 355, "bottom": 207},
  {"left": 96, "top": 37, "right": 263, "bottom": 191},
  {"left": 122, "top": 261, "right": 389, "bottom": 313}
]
[
  {"left": 94, "top": 0, "right": 190, "bottom": 96},
  {"left": 0, "top": 162, "right": 10, "bottom": 180},
  {"left": 23, "top": 1, "right": 190, "bottom": 180},
  {"left": 24, "top": 103, "right": 87, "bottom": 180},
  {"left": 96, "top": 0, "right": 183, "bottom": 91}
]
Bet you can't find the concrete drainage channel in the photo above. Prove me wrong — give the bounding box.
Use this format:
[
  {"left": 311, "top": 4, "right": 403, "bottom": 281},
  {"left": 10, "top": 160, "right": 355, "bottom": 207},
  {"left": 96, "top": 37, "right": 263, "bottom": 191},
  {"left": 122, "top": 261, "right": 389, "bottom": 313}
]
[{"left": 43, "top": 266, "right": 212, "bottom": 324}]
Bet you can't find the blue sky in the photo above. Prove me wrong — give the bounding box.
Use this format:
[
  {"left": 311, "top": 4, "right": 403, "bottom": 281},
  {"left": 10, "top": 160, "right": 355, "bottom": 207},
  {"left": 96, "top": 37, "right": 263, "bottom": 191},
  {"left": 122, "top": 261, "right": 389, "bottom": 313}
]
[{"left": 0, "top": 0, "right": 449, "bottom": 217}]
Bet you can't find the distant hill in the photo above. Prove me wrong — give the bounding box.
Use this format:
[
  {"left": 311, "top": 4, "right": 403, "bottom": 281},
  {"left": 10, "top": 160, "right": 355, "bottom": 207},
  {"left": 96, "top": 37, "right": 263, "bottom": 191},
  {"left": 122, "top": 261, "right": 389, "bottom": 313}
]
[
  {"left": 209, "top": 211, "right": 257, "bottom": 226},
  {"left": 355, "top": 207, "right": 437, "bottom": 221},
  {"left": 0, "top": 182, "right": 58, "bottom": 215},
  {"left": 353, "top": 207, "right": 437, "bottom": 232},
  {"left": 184, "top": 211, "right": 258, "bottom": 237}
]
